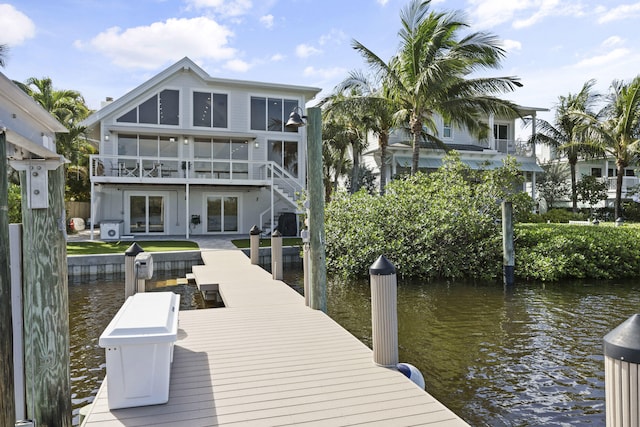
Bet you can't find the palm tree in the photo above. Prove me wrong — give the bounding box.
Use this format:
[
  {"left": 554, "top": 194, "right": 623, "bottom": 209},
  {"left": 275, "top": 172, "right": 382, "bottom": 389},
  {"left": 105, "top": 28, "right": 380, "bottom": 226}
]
[
  {"left": 325, "top": 70, "right": 400, "bottom": 195},
  {"left": 576, "top": 76, "right": 640, "bottom": 219},
  {"left": 18, "top": 77, "right": 94, "bottom": 200},
  {"left": 352, "top": 0, "right": 522, "bottom": 175},
  {"left": 320, "top": 91, "right": 367, "bottom": 194},
  {"left": 322, "top": 115, "right": 354, "bottom": 201},
  {"left": 529, "top": 80, "right": 599, "bottom": 212}
]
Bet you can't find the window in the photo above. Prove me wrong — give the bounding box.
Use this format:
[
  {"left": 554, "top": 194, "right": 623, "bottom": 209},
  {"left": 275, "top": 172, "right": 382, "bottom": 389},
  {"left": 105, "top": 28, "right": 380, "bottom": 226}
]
[
  {"left": 591, "top": 168, "right": 602, "bottom": 177},
  {"left": 443, "top": 121, "right": 452, "bottom": 138},
  {"left": 269, "top": 140, "right": 298, "bottom": 177},
  {"left": 251, "top": 97, "right": 299, "bottom": 132},
  {"left": 116, "top": 89, "right": 180, "bottom": 125},
  {"left": 626, "top": 169, "right": 636, "bottom": 177},
  {"left": 494, "top": 124, "right": 509, "bottom": 140},
  {"left": 193, "top": 91, "right": 228, "bottom": 128}
]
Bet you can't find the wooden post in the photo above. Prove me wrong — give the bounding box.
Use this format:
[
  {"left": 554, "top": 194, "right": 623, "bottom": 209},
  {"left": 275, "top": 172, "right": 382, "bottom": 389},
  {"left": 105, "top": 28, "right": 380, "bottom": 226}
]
[
  {"left": 604, "top": 314, "right": 640, "bottom": 427},
  {"left": 0, "top": 129, "right": 16, "bottom": 427},
  {"left": 502, "top": 201, "right": 515, "bottom": 287},
  {"left": 369, "top": 255, "right": 398, "bottom": 367},
  {"left": 249, "top": 225, "right": 260, "bottom": 265},
  {"left": 21, "top": 165, "right": 72, "bottom": 426},
  {"left": 271, "top": 230, "right": 283, "bottom": 280},
  {"left": 124, "top": 243, "right": 143, "bottom": 299},
  {"left": 307, "top": 107, "right": 327, "bottom": 312}
]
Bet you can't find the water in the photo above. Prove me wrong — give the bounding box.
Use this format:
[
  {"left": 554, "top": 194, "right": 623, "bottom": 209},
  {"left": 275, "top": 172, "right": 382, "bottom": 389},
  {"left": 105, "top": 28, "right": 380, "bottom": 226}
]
[{"left": 69, "top": 272, "right": 640, "bottom": 426}]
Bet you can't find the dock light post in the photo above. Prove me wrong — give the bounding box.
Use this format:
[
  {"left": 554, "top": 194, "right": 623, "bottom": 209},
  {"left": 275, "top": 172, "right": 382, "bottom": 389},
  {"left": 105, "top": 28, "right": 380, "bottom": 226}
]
[
  {"left": 125, "top": 243, "right": 144, "bottom": 298},
  {"left": 249, "top": 225, "right": 260, "bottom": 265},
  {"left": 271, "top": 230, "right": 283, "bottom": 280},
  {"left": 286, "top": 106, "right": 326, "bottom": 312}
]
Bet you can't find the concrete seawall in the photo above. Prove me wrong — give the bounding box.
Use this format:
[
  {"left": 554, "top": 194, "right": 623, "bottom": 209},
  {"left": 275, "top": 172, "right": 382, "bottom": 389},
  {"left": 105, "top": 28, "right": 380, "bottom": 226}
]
[{"left": 67, "top": 247, "right": 301, "bottom": 279}]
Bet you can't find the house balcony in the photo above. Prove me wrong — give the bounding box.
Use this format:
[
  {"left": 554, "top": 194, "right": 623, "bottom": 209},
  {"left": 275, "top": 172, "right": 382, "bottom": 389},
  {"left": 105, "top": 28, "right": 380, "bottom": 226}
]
[
  {"left": 495, "top": 139, "right": 534, "bottom": 157},
  {"left": 90, "top": 154, "right": 303, "bottom": 200},
  {"left": 602, "top": 176, "right": 640, "bottom": 198}
]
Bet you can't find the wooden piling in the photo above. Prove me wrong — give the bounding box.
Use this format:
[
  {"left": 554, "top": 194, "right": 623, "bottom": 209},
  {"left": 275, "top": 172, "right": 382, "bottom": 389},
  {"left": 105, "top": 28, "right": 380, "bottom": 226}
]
[
  {"left": 0, "top": 129, "right": 16, "bottom": 427},
  {"left": 21, "top": 165, "right": 72, "bottom": 426},
  {"left": 369, "top": 255, "right": 398, "bottom": 367},
  {"left": 249, "top": 225, "right": 260, "bottom": 265},
  {"left": 124, "top": 243, "right": 144, "bottom": 299},
  {"left": 271, "top": 230, "right": 283, "bottom": 280},
  {"left": 502, "top": 201, "right": 515, "bottom": 287},
  {"left": 307, "top": 107, "right": 326, "bottom": 312}
]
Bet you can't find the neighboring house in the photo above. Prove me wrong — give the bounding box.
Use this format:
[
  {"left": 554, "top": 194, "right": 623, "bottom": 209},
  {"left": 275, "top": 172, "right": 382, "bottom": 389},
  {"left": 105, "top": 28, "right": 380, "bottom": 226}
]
[
  {"left": 81, "top": 57, "right": 320, "bottom": 238},
  {"left": 537, "top": 146, "right": 640, "bottom": 210},
  {"left": 362, "top": 106, "right": 548, "bottom": 199}
]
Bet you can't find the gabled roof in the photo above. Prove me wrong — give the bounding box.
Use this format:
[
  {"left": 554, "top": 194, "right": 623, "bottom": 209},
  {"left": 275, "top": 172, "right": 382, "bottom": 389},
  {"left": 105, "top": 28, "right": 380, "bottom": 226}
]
[{"left": 81, "top": 57, "right": 322, "bottom": 128}]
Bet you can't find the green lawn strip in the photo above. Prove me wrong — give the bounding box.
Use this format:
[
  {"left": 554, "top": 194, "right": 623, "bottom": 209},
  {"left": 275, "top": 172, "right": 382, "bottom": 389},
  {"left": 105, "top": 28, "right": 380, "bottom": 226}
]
[
  {"left": 67, "top": 240, "right": 200, "bottom": 255},
  {"left": 231, "top": 238, "right": 302, "bottom": 248}
]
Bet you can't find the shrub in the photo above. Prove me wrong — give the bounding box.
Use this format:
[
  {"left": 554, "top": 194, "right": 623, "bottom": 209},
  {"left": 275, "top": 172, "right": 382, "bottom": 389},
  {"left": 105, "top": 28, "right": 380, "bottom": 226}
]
[
  {"left": 515, "top": 223, "right": 640, "bottom": 281},
  {"left": 325, "top": 153, "right": 531, "bottom": 281}
]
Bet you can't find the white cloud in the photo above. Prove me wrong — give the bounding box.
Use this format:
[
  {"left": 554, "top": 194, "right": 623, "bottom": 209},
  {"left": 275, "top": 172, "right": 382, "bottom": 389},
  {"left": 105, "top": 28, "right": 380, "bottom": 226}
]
[
  {"left": 573, "top": 47, "right": 630, "bottom": 68},
  {"left": 295, "top": 44, "right": 322, "bottom": 58},
  {"left": 467, "top": 0, "right": 584, "bottom": 29},
  {"left": 602, "top": 36, "right": 624, "bottom": 48},
  {"left": 77, "top": 17, "right": 236, "bottom": 69},
  {"left": 259, "top": 14, "right": 274, "bottom": 29},
  {"left": 225, "top": 58, "right": 251, "bottom": 72},
  {"left": 270, "top": 53, "right": 285, "bottom": 61},
  {"left": 0, "top": 4, "right": 36, "bottom": 46},
  {"left": 319, "top": 29, "right": 347, "bottom": 46},
  {"left": 502, "top": 39, "right": 522, "bottom": 53},
  {"left": 185, "top": 0, "right": 252, "bottom": 16},
  {"left": 303, "top": 66, "right": 347, "bottom": 80},
  {"left": 598, "top": 2, "right": 640, "bottom": 23},
  {"left": 377, "top": 0, "right": 389, "bottom": 5}
]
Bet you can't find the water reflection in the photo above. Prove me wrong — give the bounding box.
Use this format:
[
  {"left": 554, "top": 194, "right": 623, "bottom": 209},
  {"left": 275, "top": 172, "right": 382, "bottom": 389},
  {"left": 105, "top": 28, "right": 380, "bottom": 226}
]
[{"left": 69, "top": 272, "right": 640, "bottom": 426}]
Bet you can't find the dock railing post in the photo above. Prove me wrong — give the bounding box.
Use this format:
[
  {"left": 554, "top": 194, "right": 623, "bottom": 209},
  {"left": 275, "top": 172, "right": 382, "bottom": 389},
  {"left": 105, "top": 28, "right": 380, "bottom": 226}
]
[
  {"left": 369, "top": 255, "right": 398, "bottom": 367},
  {"left": 604, "top": 314, "right": 640, "bottom": 427},
  {"left": 271, "top": 230, "right": 283, "bottom": 280},
  {"left": 125, "top": 243, "right": 144, "bottom": 298},
  {"left": 250, "top": 225, "right": 260, "bottom": 265},
  {"left": 502, "top": 201, "right": 515, "bottom": 287}
]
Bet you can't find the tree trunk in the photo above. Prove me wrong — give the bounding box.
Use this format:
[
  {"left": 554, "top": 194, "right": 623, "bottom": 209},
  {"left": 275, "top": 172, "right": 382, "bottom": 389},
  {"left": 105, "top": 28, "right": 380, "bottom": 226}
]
[
  {"left": 410, "top": 116, "right": 422, "bottom": 175},
  {"left": 350, "top": 138, "right": 360, "bottom": 194},
  {"left": 0, "top": 130, "right": 16, "bottom": 427},
  {"left": 379, "top": 132, "right": 388, "bottom": 196},
  {"left": 21, "top": 165, "right": 72, "bottom": 426},
  {"left": 570, "top": 160, "right": 578, "bottom": 213},
  {"left": 615, "top": 165, "right": 624, "bottom": 220}
]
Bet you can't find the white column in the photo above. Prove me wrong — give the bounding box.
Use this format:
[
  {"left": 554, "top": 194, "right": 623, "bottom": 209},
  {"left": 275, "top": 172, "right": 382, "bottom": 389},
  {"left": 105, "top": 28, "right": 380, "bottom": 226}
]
[{"left": 488, "top": 113, "right": 495, "bottom": 150}]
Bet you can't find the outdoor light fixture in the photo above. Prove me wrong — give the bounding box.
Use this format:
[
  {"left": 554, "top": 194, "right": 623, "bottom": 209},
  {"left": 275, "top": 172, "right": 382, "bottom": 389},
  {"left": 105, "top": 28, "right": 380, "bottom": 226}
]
[
  {"left": 285, "top": 106, "right": 307, "bottom": 128},
  {"left": 169, "top": 137, "right": 176, "bottom": 142},
  {"left": 104, "top": 134, "right": 110, "bottom": 141},
  {"left": 183, "top": 137, "right": 189, "bottom": 145},
  {"left": 254, "top": 141, "right": 260, "bottom": 148}
]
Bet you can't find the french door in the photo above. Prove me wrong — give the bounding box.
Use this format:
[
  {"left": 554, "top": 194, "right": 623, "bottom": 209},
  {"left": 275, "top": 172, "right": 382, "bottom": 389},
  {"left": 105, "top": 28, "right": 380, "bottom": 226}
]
[
  {"left": 127, "top": 193, "right": 166, "bottom": 234},
  {"left": 205, "top": 195, "right": 239, "bottom": 233}
]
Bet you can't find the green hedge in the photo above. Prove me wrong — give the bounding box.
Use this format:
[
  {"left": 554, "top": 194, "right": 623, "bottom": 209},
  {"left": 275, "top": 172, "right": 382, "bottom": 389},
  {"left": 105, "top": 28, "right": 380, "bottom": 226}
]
[{"left": 514, "top": 224, "right": 640, "bottom": 281}]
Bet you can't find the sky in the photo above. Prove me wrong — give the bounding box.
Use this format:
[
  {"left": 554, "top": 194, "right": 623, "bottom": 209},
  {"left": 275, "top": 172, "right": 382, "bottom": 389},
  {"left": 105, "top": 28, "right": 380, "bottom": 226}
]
[{"left": 2, "top": 0, "right": 640, "bottom": 140}]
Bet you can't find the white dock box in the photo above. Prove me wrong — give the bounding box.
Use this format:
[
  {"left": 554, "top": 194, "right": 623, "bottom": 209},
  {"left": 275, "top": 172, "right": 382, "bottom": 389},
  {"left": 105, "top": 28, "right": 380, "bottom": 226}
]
[{"left": 99, "top": 292, "right": 180, "bottom": 409}]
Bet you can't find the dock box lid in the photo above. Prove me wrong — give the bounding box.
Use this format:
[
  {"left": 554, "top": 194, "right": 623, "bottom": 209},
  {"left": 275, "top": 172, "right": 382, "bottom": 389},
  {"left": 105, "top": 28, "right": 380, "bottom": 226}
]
[{"left": 99, "top": 292, "right": 180, "bottom": 346}]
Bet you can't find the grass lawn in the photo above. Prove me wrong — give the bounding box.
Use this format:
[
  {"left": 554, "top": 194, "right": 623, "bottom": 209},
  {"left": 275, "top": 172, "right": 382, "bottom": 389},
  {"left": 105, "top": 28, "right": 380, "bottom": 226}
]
[
  {"left": 67, "top": 240, "right": 200, "bottom": 255},
  {"left": 231, "top": 237, "right": 302, "bottom": 248}
]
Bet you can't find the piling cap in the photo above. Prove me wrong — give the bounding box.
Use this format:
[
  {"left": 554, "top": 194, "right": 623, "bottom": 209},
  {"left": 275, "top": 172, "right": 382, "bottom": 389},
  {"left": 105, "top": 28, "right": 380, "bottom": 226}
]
[
  {"left": 272, "top": 230, "right": 282, "bottom": 237},
  {"left": 604, "top": 313, "right": 640, "bottom": 363},
  {"left": 125, "top": 242, "right": 144, "bottom": 257},
  {"left": 250, "top": 225, "right": 261, "bottom": 235},
  {"left": 369, "top": 255, "right": 396, "bottom": 276}
]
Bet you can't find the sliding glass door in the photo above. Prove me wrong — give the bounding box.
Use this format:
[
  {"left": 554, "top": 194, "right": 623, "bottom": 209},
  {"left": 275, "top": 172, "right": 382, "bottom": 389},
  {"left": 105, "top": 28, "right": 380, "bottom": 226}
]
[
  {"left": 128, "top": 193, "right": 166, "bottom": 234},
  {"left": 206, "top": 195, "right": 238, "bottom": 233}
]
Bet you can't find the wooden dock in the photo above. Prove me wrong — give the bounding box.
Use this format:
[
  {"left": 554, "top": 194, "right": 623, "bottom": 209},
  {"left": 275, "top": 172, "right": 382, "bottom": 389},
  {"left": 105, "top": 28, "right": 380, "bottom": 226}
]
[{"left": 82, "top": 249, "right": 469, "bottom": 426}]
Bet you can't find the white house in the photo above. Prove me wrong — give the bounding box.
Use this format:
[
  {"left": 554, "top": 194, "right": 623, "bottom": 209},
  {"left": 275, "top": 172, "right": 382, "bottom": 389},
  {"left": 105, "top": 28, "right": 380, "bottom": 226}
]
[
  {"left": 363, "top": 106, "right": 548, "bottom": 199},
  {"left": 81, "top": 57, "right": 321, "bottom": 239}
]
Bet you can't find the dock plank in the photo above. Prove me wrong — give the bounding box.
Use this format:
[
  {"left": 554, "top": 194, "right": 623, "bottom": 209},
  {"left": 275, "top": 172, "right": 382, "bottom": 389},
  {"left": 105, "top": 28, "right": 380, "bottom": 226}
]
[{"left": 82, "top": 249, "right": 469, "bottom": 426}]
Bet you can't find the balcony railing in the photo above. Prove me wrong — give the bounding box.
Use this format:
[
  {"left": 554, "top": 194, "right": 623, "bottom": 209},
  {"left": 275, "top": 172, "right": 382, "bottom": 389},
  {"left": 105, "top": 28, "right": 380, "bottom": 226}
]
[
  {"left": 602, "top": 176, "right": 640, "bottom": 195},
  {"left": 495, "top": 139, "right": 533, "bottom": 157},
  {"left": 91, "top": 155, "right": 276, "bottom": 181}
]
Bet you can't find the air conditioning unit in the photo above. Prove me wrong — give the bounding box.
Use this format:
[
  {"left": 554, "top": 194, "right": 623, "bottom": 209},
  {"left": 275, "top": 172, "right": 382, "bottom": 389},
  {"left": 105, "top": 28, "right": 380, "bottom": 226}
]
[{"left": 100, "top": 220, "right": 124, "bottom": 240}]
